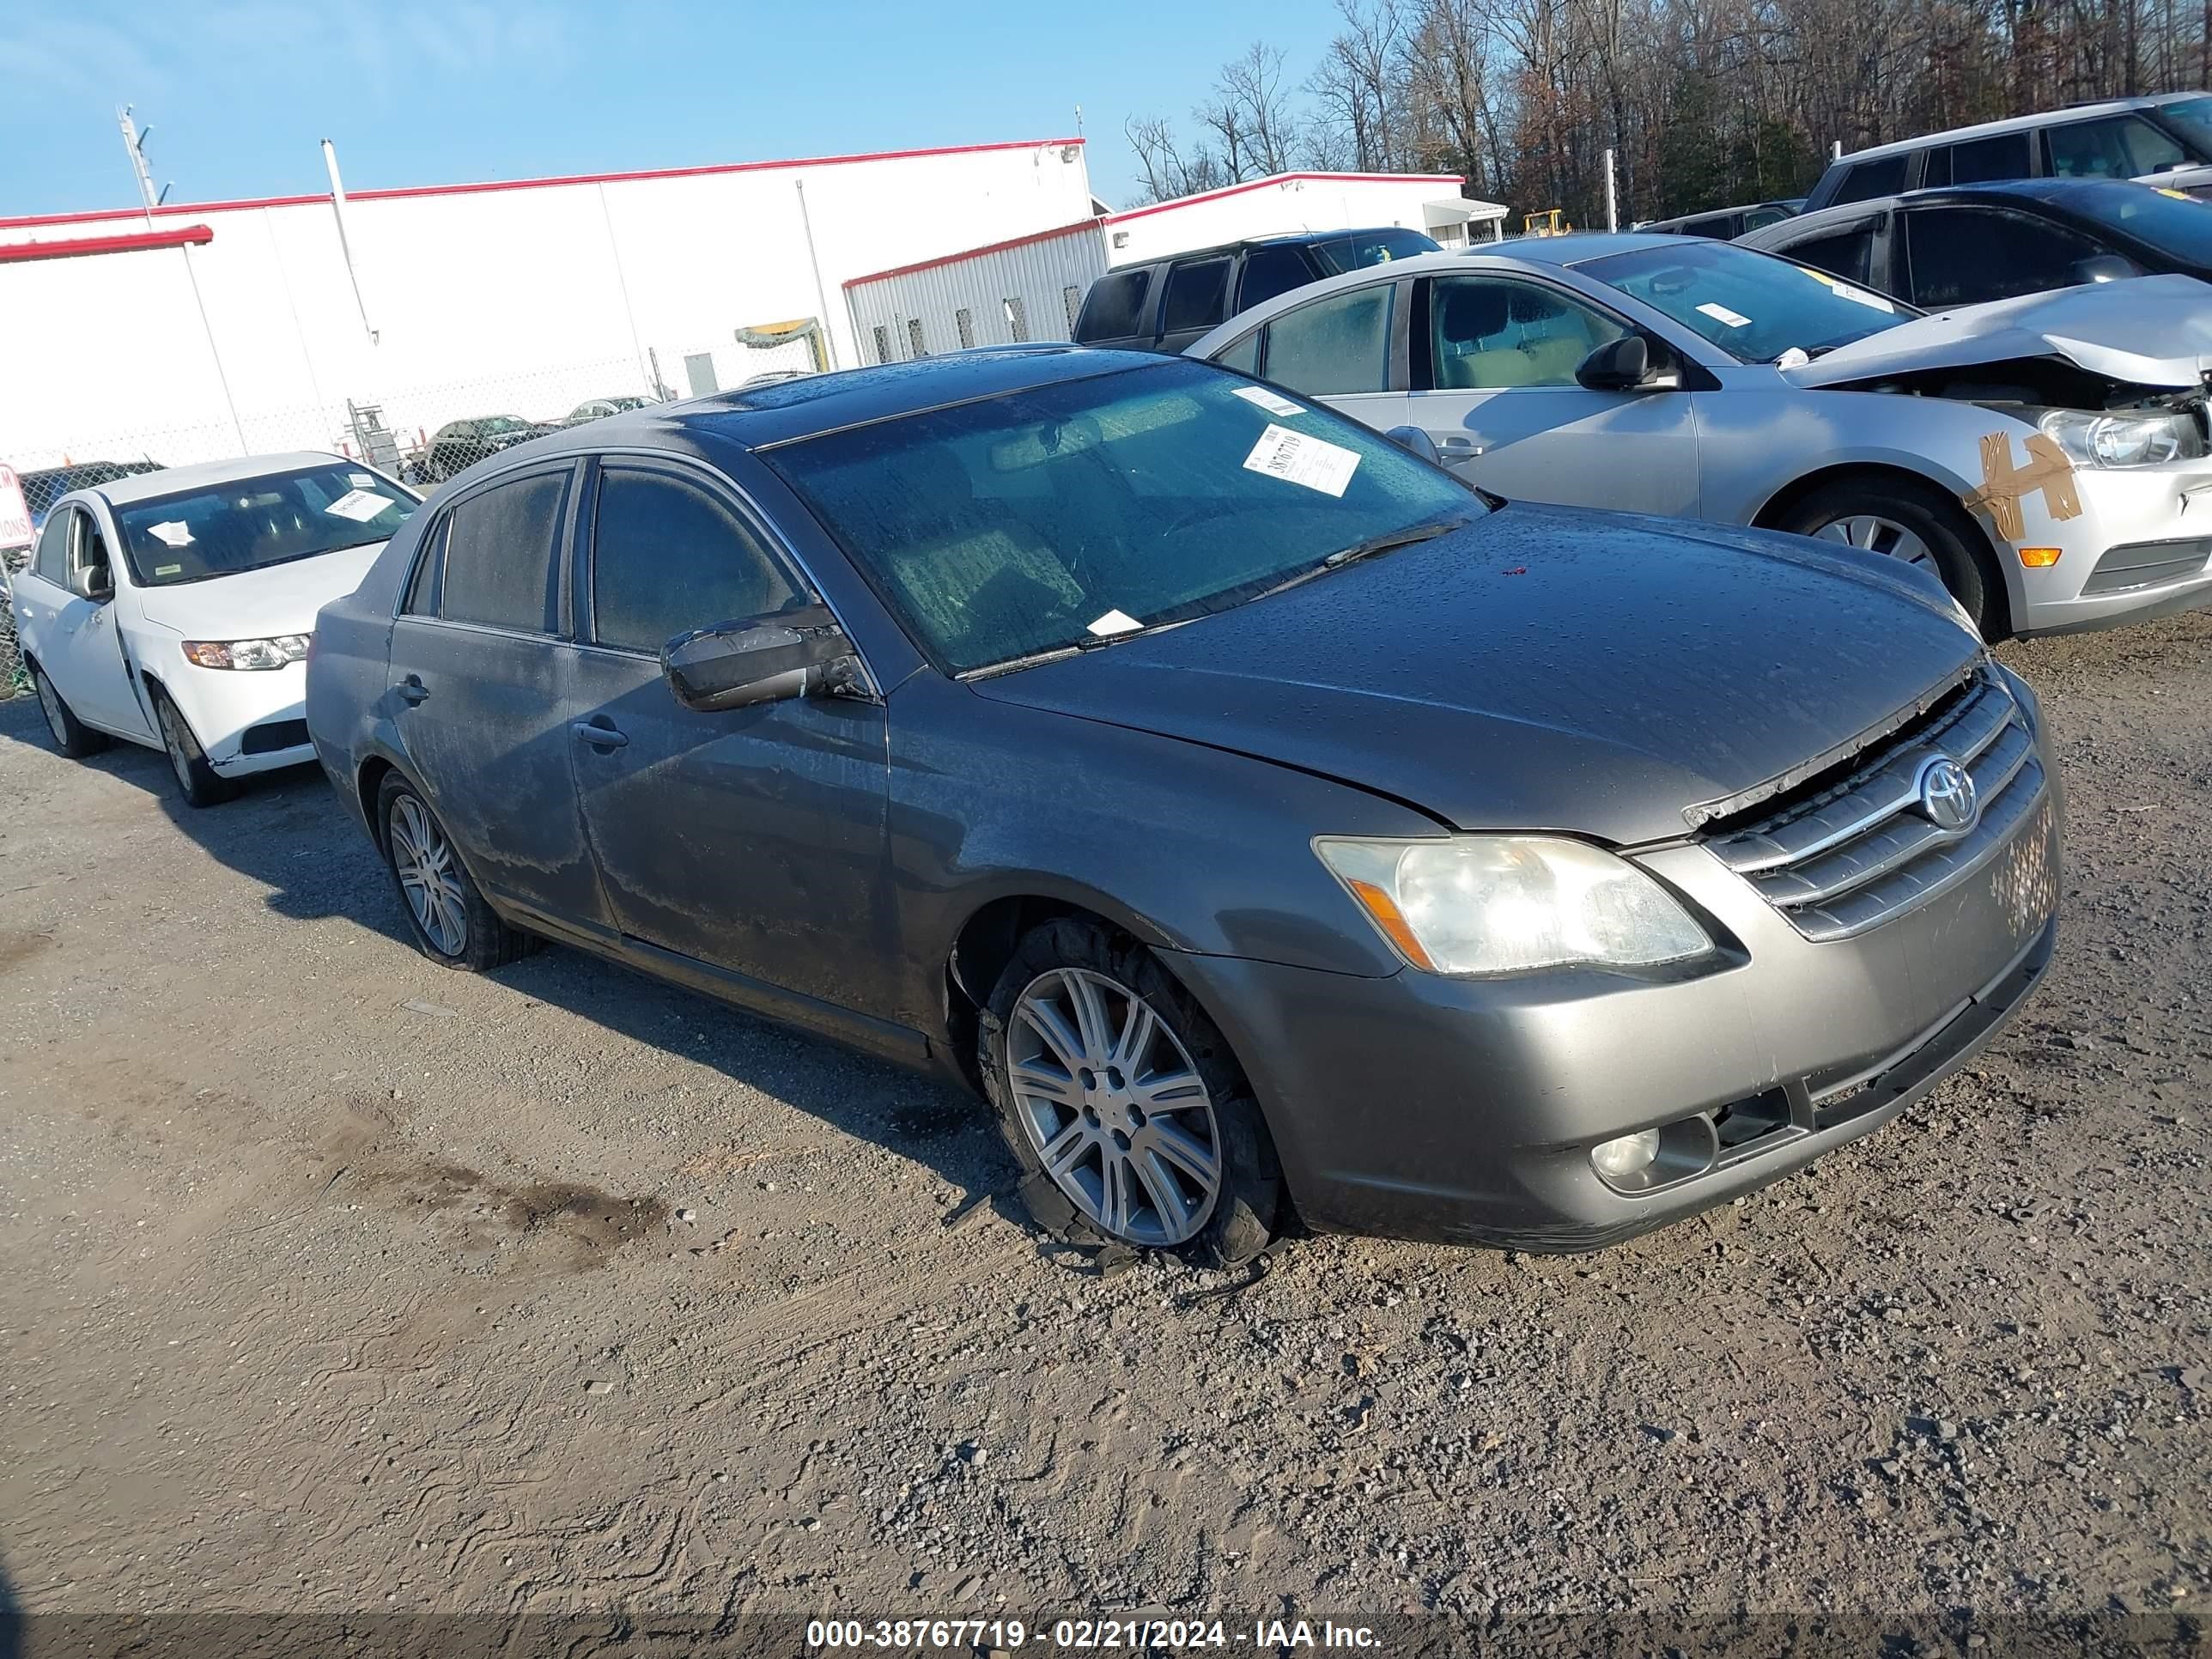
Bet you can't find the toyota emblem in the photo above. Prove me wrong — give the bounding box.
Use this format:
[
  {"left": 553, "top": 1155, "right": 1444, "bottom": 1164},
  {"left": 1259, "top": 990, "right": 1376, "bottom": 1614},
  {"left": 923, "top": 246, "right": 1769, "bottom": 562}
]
[{"left": 1916, "top": 755, "right": 1979, "bottom": 834}]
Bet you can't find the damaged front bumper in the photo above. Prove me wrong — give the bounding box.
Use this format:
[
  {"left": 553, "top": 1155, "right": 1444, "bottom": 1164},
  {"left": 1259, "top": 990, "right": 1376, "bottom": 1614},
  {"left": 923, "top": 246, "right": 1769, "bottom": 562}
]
[{"left": 2004, "top": 456, "right": 2212, "bottom": 634}]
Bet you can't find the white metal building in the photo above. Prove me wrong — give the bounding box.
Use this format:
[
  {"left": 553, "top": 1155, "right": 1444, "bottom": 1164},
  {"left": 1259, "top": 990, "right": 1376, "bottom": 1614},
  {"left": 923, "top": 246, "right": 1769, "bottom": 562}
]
[
  {"left": 844, "top": 219, "right": 1109, "bottom": 364},
  {"left": 0, "top": 137, "right": 1094, "bottom": 471},
  {"left": 1101, "top": 172, "right": 1504, "bottom": 265}
]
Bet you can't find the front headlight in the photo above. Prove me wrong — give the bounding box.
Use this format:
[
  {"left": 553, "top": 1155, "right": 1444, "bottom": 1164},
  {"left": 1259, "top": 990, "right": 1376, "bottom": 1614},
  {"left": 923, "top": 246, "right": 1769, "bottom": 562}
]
[
  {"left": 1315, "top": 836, "right": 1712, "bottom": 975},
  {"left": 182, "top": 635, "right": 310, "bottom": 671},
  {"left": 2035, "top": 407, "right": 2204, "bottom": 468}
]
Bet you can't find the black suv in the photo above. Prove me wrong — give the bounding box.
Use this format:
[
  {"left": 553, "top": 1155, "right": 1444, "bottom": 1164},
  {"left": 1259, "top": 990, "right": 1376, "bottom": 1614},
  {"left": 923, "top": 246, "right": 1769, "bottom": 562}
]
[
  {"left": 1073, "top": 228, "right": 1440, "bottom": 355},
  {"left": 1640, "top": 199, "right": 1801, "bottom": 239}
]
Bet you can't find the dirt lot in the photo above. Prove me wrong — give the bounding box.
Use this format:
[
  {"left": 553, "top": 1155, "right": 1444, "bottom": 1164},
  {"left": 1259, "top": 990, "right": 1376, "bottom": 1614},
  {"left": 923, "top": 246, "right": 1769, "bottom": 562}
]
[{"left": 3, "top": 613, "right": 2209, "bottom": 1651}]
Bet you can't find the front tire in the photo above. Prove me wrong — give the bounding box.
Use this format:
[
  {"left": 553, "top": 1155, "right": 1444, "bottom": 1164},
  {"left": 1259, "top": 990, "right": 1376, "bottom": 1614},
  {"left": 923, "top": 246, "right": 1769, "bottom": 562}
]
[
  {"left": 979, "top": 917, "right": 1280, "bottom": 1267},
  {"left": 376, "top": 772, "right": 535, "bottom": 971},
  {"left": 1774, "top": 476, "right": 2002, "bottom": 636},
  {"left": 27, "top": 659, "right": 109, "bottom": 758},
  {"left": 150, "top": 684, "right": 239, "bottom": 807}
]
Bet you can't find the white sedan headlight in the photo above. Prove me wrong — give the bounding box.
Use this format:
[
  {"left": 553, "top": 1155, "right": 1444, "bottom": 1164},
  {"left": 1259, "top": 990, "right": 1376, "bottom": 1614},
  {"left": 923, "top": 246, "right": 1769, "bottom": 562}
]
[
  {"left": 1315, "top": 836, "right": 1712, "bottom": 975},
  {"left": 2035, "top": 407, "right": 2204, "bottom": 468},
  {"left": 182, "top": 635, "right": 310, "bottom": 671}
]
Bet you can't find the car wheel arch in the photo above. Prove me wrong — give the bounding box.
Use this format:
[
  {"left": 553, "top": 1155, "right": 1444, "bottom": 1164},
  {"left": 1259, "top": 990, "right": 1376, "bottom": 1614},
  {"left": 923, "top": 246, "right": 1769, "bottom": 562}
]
[{"left": 1752, "top": 460, "right": 2014, "bottom": 635}]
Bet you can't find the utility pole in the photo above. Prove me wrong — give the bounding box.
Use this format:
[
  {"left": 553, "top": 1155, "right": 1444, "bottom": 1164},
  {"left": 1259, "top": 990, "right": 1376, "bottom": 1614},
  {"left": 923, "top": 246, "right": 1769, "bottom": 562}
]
[
  {"left": 120, "top": 106, "right": 247, "bottom": 453},
  {"left": 1602, "top": 148, "right": 1619, "bottom": 231}
]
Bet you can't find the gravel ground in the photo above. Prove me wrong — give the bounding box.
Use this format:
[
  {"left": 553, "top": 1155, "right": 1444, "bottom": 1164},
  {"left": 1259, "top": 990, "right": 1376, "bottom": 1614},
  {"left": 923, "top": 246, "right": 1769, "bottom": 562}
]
[{"left": 2, "top": 614, "right": 2209, "bottom": 1651}]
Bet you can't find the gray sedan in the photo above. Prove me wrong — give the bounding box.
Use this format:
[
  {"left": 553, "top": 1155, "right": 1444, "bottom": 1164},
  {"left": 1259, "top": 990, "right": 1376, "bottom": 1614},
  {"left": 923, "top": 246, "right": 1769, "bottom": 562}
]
[
  {"left": 1188, "top": 234, "right": 2212, "bottom": 636},
  {"left": 307, "top": 347, "right": 2057, "bottom": 1263}
]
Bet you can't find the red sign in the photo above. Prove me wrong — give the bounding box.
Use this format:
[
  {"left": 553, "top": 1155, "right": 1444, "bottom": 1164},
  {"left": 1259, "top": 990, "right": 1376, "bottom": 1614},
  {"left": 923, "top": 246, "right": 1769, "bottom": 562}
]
[{"left": 0, "top": 465, "right": 31, "bottom": 555}]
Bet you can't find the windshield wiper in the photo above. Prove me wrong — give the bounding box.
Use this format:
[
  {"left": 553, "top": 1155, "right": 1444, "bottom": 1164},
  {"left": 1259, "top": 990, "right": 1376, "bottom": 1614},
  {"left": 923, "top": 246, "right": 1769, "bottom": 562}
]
[{"left": 1322, "top": 514, "right": 1472, "bottom": 568}]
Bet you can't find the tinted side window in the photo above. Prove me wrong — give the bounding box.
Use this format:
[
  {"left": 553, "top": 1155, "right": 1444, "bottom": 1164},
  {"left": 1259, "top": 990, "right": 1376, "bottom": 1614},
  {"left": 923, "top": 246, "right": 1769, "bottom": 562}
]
[
  {"left": 1426, "top": 276, "right": 1628, "bottom": 390},
  {"left": 1832, "top": 155, "right": 1908, "bottom": 204},
  {"left": 1075, "top": 270, "right": 1151, "bottom": 341},
  {"left": 1237, "top": 246, "right": 1316, "bottom": 311},
  {"left": 1741, "top": 207, "right": 1792, "bottom": 233},
  {"left": 2047, "top": 114, "right": 2189, "bottom": 179},
  {"left": 402, "top": 519, "right": 447, "bottom": 617},
  {"left": 1160, "top": 258, "right": 1232, "bottom": 334},
  {"left": 32, "top": 511, "right": 70, "bottom": 583},
  {"left": 438, "top": 471, "right": 567, "bottom": 634},
  {"left": 1212, "top": 331, "right": 1262, "bottom": 374},
  {"left": 590, "top": 468, "right": 797, "bottom": 653},
  {"left": 1261, "top": 283, "right": 1395, "bottom": 396},
  {"left": 1904, "top": 207, "right": 2107, "bottom": 308},
  {"left": 1778, "top": 222, "right": 1879, "bottom": 285},
  {"left": 1948, "top": 131, "right": 2033, "bottom": 183}
]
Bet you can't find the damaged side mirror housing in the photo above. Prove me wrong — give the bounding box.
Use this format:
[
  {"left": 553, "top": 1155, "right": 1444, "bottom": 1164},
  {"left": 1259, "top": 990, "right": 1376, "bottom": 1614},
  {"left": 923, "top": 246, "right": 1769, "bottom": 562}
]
[
  {"left": 1576, "top": 335, "right": 1678, "bottom": 393},
  {"left": 660, "top": 604, "right": 866, "bottom": 713}
]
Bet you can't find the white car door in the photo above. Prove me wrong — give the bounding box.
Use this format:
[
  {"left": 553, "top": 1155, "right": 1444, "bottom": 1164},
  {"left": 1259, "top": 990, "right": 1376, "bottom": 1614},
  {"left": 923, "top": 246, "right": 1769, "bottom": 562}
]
[
  {"left": 1394, "top": 272, "right": 1702, "bottom": 517},
  {"left": 19, "top": 504, "right": 155, "bottom": 740},
  {"left": 1228, "top": 279, "right": 1411, "bottom": 437}
]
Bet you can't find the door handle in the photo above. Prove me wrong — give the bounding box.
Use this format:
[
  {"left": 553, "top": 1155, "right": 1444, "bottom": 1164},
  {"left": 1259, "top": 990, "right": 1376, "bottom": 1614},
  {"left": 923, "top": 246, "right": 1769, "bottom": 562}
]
[
  {"left": 1435, "top": 434, "right": 1486, "bottom": 456},
  {"left": 571, "top": 719, "right": 629, "bottom": 750},
  {"left": 395, "top": 677, "right": 429, "bottom": 705}
]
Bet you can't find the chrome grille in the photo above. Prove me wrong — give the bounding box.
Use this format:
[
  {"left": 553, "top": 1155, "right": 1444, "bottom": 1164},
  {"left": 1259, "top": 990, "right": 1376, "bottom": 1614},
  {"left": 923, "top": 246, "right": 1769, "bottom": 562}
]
[{"left": 1704, "top": 668, "right": 2048, "bottom": 942}]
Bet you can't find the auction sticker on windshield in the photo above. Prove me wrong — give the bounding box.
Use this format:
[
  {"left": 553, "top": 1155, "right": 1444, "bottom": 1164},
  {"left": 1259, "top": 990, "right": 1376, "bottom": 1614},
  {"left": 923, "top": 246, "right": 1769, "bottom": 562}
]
[
  {"left": 1233, "top": 385, "right": 1306, "bottom": 418},
  {"left": 1243, "top": 424, "right": 1359, "bottom": 496},
  {"left": 323, "top": 489, "right": 388, "bottom": 523}
]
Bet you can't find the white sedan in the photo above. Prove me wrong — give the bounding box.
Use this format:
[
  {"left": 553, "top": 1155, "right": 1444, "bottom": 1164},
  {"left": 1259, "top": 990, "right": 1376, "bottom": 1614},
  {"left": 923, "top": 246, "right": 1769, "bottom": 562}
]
[{"left": 9, "top": 453, "right": 417, "bottom": 805}]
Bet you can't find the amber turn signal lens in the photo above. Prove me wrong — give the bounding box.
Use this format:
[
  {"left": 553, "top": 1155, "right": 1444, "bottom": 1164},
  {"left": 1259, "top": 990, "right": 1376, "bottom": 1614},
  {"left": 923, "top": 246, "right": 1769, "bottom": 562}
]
[
  {"left": 2017, "top": 546, "right": 2063, "bottom": 568},
  {"left": 1343, "top": 877, "right": 1437, "bottom": 972}
]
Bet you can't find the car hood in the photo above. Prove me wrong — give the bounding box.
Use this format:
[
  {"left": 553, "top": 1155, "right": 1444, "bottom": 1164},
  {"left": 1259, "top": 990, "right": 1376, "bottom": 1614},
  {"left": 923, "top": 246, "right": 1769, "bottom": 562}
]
[
  {"left": 134, "top": 540, "right": 389, "bottom": 639},
  {"left": 968, "top": 506, "right": 1981, "bottom": 845},
  {"left": 1784, "top": 271, "right": 2212, "bottom": 389}
]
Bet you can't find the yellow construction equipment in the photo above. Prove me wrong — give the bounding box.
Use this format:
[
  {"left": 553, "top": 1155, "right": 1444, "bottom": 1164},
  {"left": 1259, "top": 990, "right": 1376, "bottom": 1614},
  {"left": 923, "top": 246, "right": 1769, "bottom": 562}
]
[{"left": 1522, "top": 209, "right": 1572, "bottom": 237}]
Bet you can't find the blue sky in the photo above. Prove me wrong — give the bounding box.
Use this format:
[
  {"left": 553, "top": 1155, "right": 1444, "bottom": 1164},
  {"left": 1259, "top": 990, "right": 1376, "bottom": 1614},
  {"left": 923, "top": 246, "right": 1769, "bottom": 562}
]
[{"left": 0, "top": 1, "right": 1348, "bottom": 219}]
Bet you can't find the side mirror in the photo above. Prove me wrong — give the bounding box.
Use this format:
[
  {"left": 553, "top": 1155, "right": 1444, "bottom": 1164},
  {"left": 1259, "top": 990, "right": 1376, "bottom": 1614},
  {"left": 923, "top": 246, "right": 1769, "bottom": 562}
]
[
  {"left": 69, "top": 562, "right": 112, "bottom": 602},
  {"left": 1382, "top": 426, "right": 1443, "bottom": 465},
  {"left": 1576, "top": 335, "right": 1676, "bottom": 392},
  {"left": 2071, "top": 253, "right": 2142, "bottom": 285},
  {"left": 660, "top": 604, "right": 865, "bottom": 713}
]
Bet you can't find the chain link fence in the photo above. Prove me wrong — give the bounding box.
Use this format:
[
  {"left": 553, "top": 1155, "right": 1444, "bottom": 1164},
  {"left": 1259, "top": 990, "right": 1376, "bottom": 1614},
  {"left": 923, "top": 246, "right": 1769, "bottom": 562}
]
[{"left": 0, "top": 331, "right": 823, "bottom": 702}]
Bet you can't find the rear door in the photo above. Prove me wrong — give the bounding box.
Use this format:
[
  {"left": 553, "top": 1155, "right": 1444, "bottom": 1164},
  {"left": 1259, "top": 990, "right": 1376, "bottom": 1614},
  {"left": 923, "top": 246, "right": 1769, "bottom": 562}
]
[
  {"left": 563, "top": 456, "right": 896, "bottom": 1018},
  {"left": 1391, "top": 272, "right": 1702, "bottom": 515},
  {"left": 387, "top": 461, "right": 611, "bottom": 935},
  {"left": 1899, "top": 204, "right": 2115, "bottom": 307}
]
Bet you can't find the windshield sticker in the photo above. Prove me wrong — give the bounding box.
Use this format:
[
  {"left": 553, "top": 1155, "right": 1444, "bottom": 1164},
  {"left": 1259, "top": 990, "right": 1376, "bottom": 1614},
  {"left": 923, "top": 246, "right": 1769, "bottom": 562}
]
[
  {"left": 1802, "top": 269, "right": 1895, "bottom": 312},
  {"left": 155, "top": 563, "right": 183, "bottom": 577},
  {"left": 1696, "top": 301, "right": 1752, "bottom": 329},
  {"left": 323, "top": 489, "right": 389, "bottom": 523},
  {"left": 1086, "top": 608, "right": 1143, "bottom": 638},
  {"left": 1232, "top": 385, "right": 1306, "bottom": 418},
  {"left": 1964, "top": 431, "right": 2081, "bottom": 542},
  {"left": 147, "top": 520, "right": 194, "bottom": 547},
  {"left": 1243, "top": 424, "right": 1361, "bottom": 497},
  {"left": 349, "top": 471, "right": 377, "bottom": 488}
]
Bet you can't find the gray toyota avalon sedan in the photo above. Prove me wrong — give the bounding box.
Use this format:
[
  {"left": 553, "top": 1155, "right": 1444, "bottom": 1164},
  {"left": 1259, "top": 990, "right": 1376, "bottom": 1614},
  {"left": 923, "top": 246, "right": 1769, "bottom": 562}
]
[{"left": 306, "top": 346, "right": 2059, "bottom": 1266}]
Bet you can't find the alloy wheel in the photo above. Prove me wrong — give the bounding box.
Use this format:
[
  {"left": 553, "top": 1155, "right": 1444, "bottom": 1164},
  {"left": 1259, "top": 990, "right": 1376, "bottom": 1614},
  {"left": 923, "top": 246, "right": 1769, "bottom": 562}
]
[
  {"left": 1812, "top": 513, "right": 1936, "bottom": 571},
  {"left": 155, "top": 698, "right": 198, "bottom": 794},
  {"left": 389, "top": 794, "right": 468, "bottom": 957},
  {"left": 34, "top": 670, "right": 68, "bottom": 746},
  {"left": 1008, "top": 968, "right": 1223, "bottom": 1248}
]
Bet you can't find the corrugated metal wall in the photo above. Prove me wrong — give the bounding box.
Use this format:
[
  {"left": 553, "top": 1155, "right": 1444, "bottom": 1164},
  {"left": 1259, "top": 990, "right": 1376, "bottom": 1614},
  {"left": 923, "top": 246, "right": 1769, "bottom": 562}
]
[{"left": 844, "top": 222, "right": 1108, "bottom": 363}]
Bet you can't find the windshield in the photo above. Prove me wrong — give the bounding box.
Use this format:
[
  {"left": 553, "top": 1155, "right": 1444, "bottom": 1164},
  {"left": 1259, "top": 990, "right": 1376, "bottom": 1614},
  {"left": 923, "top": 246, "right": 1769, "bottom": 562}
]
[
  {"left": 112, "top": 463, "right": 417, "bottom": 587},
  {"left": 1580, "top": 240, "right": 1912, "bottom": 362},
  {"left": 476, "top": 416, "right": 533, "bottom": 434},
  {"left": 764, "top": 358, "right": 1483, "bottom": 675},
  {"left": 1311, "top": 229, "right": 1442, "bottom": 274},
  {"left": 2152, "top": 95, "right": 2212, "bottom": 159},
  {"left": 2067, "top": 179, "right": 2212, "bottom": 262}
]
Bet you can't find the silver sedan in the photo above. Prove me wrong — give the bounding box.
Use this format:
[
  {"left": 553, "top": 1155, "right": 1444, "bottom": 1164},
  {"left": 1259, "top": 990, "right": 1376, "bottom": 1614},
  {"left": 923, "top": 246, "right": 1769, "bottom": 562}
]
[{"left": 1187, "top": 233, "right": 2212, "bottom": 636}]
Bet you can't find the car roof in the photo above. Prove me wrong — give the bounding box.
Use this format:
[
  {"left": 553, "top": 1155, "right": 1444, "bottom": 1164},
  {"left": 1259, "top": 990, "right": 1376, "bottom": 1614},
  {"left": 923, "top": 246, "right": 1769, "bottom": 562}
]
[
  {"left": 451, "top": 346, "right": 1171, "bottom": 461},
  {"left": 1493, "top": 231, "right": 1691, "bottom": 265},
  {"left": 1121, "top": 225, "right": 1431, "bottom": 267},
  {"left": 89, "top": 452, "right": 354, "bottom": 507},
  {"left": 1831, "top": 92, "right": 2203, "bottom": 166},
  {"left": 1743, "top": 176, "right": 2176, "bottom": 242}
]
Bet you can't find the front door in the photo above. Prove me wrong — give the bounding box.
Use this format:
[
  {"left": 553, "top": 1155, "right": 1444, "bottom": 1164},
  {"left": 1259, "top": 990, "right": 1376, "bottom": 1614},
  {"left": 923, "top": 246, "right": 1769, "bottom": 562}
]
[
  {"left": 388, "top": 462, "right": 610, "bottom": 935},
  {"left": 21, "top": 507, "right": 154, "bottom": 740},
  {"left": 1397, "top": 272, "right": 1702, "bottom": 517},
  {"left": 564, "top": 459, "right": 896, "bottom": 1017}
]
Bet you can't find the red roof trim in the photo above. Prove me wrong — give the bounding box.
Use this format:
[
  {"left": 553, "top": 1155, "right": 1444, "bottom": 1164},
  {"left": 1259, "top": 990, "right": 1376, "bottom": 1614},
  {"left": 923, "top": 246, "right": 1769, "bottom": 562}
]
[
  {"left": 0, "top": 224, "right": 214, "bottom": 263},
  {"left": 0, "top": 136, "right": 1088, "bottom": 234},
  {"left": 1100, "top": 171, "right": 1464, "bottom": 226},
  {"left": 844, "top": 217, "right": 1103, "bottom": 289}
]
